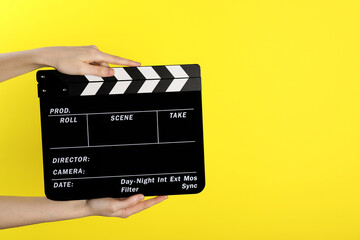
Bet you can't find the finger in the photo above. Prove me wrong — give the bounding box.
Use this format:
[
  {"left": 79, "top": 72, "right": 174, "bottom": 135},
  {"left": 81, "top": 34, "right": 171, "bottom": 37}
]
[
  {"left": 99, "top": 62, "right": 110, "bottom": 67},
  {"left": 115, "top": 194, "right": 144, "bottom": 209},
  {"left": 87, "top": 45, "right": 98, "bottom": 49},
  {"left": 98, "top": 52, "right": 141, "bottom": 67},
  {"left": 89, "top": 62, "right": 109, "bottom": 68},
  {"left": 119, "top": 196, "right": 168, "bottom": 218},
  {"left": 79, "top": 63, "right": 115, "bottom": 77}
]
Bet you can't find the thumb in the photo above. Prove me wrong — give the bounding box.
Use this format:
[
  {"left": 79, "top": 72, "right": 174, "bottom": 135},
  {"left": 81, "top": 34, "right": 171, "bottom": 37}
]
[
  {"left": 115, "top": 194, "right": 145, "bottom": 210},
  {"left": 80, "top": 63, "right": 114, "bottom": 77}
]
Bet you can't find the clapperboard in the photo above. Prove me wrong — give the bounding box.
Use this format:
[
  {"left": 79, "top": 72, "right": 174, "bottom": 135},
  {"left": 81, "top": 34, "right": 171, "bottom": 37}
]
[{"left": 37, "top": 64, "right": 205, "bottom": 200}]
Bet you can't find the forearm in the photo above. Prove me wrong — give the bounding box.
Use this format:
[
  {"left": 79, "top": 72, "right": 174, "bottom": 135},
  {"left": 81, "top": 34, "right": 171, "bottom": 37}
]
[
  {"left": 0, "top": 196, "right": 90, "bottom": 229},
  {"left": 0, "top": 48, "right": 48, "bottom": 83}
]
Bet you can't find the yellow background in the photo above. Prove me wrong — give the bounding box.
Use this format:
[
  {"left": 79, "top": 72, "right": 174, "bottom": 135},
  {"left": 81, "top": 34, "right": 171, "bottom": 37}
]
[{"left": 1, "top": 0, "right": 360, "bottom": 239}]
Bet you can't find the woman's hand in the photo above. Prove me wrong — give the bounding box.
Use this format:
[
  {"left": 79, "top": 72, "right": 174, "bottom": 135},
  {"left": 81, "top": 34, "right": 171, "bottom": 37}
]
[
  {"left": 0, "top": 45, "right": 141, "bottom": 82},
  {"left": 85, "top": 194, "right": 168, "bottom": 218},
  {"left": 36, "top": 45, "right": 141, "bottom": 77},
  {"left": 0, "top": 195, "right": 168, "bottom": 229}
]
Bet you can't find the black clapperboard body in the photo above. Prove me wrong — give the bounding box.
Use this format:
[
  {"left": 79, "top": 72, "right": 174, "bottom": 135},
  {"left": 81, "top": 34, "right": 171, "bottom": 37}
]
[{"left": 37, "top": 64, "right": 205, "bottom": 200}]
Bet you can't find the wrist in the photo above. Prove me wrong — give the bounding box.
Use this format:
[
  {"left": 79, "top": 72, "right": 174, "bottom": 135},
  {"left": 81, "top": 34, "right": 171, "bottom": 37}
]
[
  {"left": 71, "top": 200, "right": 93, "bottom": 218},
  {"left": 29, "top": 47, "right": 54, "bottom": 69}
]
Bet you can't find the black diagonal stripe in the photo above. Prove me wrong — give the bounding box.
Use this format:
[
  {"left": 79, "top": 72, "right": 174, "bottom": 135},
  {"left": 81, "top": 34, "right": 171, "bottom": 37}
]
[
  {"left": 152, "top": 66, "right": 174, "bottom": 79},
  {"left": 124, "top": 67, "right": 146, "bottom": 80},
  {"left": 181, "top": 77, "right": 201, "bottom": 92},
  {"left": 181, "top": 64, "right": 201, "bottom": 78},
  {"left": 96, "top": 76, "right": 117, "bottom": 95},
  {"left": 69, "top": 82, "right": 89, "bottom": 96},
  {"left": 124, "top": 80, "right": 145, "bottom": 94},
  {"left": 153, "top": 79, "right": 173, "bottom": 93},
  {"left": 60, "top": 74, "right": 89, "bottom": 83},
  {"left": 37, "top": 70, "right": 88, "bottom": 84}
]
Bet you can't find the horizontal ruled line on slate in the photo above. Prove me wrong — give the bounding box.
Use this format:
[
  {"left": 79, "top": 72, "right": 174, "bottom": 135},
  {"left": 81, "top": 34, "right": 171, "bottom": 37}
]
[
  {"left": 51, "top": 171, "right": 198, "bottom": 181},
  {"left": 47, "top": 108, "right": 194, "bottom": 117},
  {"left": 49, "top": 140, "right": 196, "bottom": 150}
]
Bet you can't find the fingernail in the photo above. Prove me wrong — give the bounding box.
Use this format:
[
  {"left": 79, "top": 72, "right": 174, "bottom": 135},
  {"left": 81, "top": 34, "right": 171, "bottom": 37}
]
[
  {"left": 163, "top": 196, "right": 168, "bottom": 199},
  {"left": 107, "top": 68, "right": 114, "bottom": 75},
  {"left": 138, "top": 194, "right": 145, "bottom": 201}
]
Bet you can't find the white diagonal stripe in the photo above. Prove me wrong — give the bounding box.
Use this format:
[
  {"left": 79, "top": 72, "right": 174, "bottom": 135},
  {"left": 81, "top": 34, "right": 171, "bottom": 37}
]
[
  {"left": 109, "top": 81, "right": 132, "bottom": 94},
  {"left": 166, "top": 78, "right": 188, "bottom": 92},
  {"left": 166, "top": 65, "right": 189, "bottom": 78},
  {"left": 85, "top": 75, "right": 104, "bottom": 82},
  {"left": 81, "top": 82, "right": 103, "bottom": 96},
  {"left": 137, "top": 66, "right": 160, "bottom": 79},
  {"left": 113, "top": 68, "right": 132, "bottom": 80},
  {"left": 138, "top": 80, "right": 160, "bottom": 93}
]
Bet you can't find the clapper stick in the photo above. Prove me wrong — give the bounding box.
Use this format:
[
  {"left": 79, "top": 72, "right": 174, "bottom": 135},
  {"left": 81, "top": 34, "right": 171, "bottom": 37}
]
[{"left": 37, "top": 64, "right": 205, "bottom": 200}]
